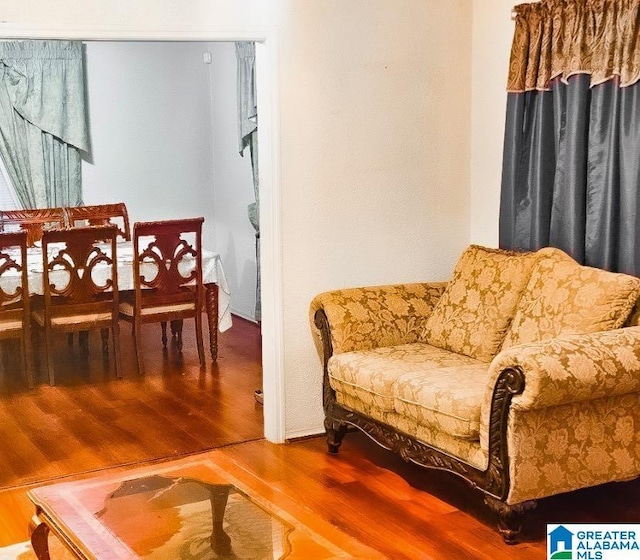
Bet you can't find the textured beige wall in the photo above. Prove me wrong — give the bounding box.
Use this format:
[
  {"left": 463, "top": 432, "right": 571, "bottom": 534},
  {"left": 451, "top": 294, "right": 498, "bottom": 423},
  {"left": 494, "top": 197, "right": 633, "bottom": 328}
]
[
  {"left": 278, "top": 1, "right": 473, "bottom": 437},
  {"left": 470, "top": 0, "right": 518, "bottom": 247},
  {"left": 1, "top": 0, "right": 473, "bottom": 438}
]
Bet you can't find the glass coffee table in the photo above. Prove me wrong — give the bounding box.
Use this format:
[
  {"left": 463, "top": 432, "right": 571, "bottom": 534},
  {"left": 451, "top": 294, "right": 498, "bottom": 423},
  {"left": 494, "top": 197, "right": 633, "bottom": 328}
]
[{"left": 28, "top": 455, "right": 380, "bottom": 559}]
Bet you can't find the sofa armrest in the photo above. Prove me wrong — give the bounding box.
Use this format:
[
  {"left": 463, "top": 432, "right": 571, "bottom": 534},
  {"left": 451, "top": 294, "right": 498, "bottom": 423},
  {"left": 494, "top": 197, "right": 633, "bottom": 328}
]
[
  {"left": 310, "top": 282, "right": 447, "bottom": 359},
  {"left": 485, "top": 326, "right": 640, "bottom": 413}
]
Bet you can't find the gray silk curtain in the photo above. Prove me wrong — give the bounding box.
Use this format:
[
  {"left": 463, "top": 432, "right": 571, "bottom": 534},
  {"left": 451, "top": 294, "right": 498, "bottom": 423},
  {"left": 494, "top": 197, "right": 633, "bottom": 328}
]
[
  {"left": 0, "top": 40, "right": 89, "bottom": 208},
  {"left": 236, "top": 41, "right": 260, "bottom": 321},
  {"left": 499, "top": 0, "right": 640, "bottom": 275}
]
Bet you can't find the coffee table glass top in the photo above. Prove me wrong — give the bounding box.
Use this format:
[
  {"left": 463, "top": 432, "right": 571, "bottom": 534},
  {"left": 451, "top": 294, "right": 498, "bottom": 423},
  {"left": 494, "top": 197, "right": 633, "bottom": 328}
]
[
  {"left": 28, "top": 456, "right": 382, "bottom": 559},
  {"left": 95, "top": 474, "right": 293, "bottom": 559}
]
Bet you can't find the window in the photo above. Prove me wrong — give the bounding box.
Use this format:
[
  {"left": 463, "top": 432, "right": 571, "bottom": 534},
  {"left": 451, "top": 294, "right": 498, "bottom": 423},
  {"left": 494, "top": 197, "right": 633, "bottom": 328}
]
[{"left": 0, "top": 158, "right": 18, "bottom": 210}]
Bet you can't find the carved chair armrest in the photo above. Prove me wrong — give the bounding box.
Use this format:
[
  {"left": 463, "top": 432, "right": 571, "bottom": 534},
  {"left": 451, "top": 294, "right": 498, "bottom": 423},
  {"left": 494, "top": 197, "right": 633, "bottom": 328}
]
[
  {"left": 310, "top": 282, "right": 447, "bottom": 362},
  {"left": 483, "top": 326, "right": 640, "bottom": 415}
]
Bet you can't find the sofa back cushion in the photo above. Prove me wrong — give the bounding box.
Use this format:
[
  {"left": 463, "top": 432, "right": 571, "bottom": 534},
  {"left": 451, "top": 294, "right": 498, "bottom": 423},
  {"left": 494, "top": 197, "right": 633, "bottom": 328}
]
[
  {"left": 625, "top": 296, "right": 640, "bottom": 327},
  {"left": 424, "top": 245, "right": 538, "bottom": 361},
  {"left": 501, "top": 247, "right": 640, "bottom": 350}
]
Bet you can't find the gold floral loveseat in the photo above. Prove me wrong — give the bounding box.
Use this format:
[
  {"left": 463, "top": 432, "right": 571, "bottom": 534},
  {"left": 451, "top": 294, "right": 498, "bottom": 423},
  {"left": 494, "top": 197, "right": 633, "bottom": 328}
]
[{"left": 310, "top": 245, "right": 640, "bottom": 543}]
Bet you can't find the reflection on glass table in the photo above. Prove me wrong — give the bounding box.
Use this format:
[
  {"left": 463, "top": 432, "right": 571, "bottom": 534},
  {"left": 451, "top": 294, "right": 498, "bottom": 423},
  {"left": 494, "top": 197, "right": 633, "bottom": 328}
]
[{"left": 96, "top": 475, "right": 294, "bottom": 559}]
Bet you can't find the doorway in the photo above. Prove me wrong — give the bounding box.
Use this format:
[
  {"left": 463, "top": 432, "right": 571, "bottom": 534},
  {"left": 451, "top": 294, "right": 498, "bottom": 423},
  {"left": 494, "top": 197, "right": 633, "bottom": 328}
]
[{"left": 0, "top": 28, "right": 284, "bottom": 443}]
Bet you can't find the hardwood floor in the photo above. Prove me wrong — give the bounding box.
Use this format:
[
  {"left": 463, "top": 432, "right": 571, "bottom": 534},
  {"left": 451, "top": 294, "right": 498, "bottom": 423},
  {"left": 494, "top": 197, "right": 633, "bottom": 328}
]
[
  {"left": 219, "top": 435, "right": 640, "bottom": 559},
  {"left": 3, "top": 430, "right": 640, "bottom": 557},
  {"left": 1, "top": 319, "right": 639, "bottom": 557},
  {"left": 0, "top": 315, "right": 264, "bottom": 490}
]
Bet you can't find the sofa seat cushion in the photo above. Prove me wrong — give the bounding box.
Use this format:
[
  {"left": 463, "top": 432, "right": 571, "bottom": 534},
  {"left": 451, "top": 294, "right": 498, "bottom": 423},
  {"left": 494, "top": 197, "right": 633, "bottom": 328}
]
[
  {"left": 394, "top": 365, "right": 488, "bottom": 440},
  {"left": 424, "top": 245, "right": 538, "bottom": 362},
  {"left": 502, "top": 247, "right": 640, "bottom": 350},
  {"left": 328, "top": 343, "right": 483, "bottom": 413}
]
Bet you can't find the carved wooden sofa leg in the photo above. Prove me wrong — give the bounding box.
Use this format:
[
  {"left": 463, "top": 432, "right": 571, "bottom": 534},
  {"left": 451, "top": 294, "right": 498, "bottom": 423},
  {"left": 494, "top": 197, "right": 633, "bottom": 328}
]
[
  {"left": 484, "top": 496, "right": 537, "bottom": 544},
  {"left": 325, "top": 419, "right": 348, "bottom": 454}
]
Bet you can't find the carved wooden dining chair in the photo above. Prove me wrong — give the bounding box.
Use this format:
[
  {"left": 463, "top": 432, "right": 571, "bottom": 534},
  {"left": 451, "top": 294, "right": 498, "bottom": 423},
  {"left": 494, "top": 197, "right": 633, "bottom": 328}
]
[
  {"left": 0, "top": 208, "right": 67, "bottom": 247},
  {"left": 31, "top": 226, "right": 122, "bottom": 385},
  {"left": 119, "top": 218, "right": 205, "bottom": 375},
  {"left": 65, "top": 203, "right": 131, "bottom": 241},
  {"left": 0, "top": 230, "right": 34, "bottom": 387}
]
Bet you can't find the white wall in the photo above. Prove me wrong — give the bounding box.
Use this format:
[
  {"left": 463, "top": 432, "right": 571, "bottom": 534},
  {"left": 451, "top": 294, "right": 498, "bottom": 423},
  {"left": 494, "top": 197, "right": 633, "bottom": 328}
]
[
  {"left": 470, "top": 0, "right": 517, "bottom": 246},
  {"left": 2, "top": 0, "right": 474, "bottom": 440},
  {"left": 208, "top": 42, "right": 259, "bottom": 321},
  {"left": 81, "top": 41, "right": 217, "bottom": 249}
]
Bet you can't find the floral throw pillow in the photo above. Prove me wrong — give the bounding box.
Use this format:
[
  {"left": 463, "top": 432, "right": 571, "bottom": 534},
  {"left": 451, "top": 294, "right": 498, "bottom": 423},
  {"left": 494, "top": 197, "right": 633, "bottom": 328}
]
[
  {"left": 501, "top": 247, "right": 640, "bottom": 350},
  {"left": 424, "top": 245, "right": 538, "bottom": 362}
]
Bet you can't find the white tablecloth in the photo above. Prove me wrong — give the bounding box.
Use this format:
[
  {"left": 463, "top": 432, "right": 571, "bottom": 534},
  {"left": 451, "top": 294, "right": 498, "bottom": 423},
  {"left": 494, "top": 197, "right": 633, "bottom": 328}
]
[{"left": 1, "top": 241, "right": 232, "bottom": 332}]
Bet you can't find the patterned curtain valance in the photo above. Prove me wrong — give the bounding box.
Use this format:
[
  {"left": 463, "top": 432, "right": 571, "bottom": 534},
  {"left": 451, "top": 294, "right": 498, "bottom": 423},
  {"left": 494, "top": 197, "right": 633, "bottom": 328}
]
[
  {"left": 507, "top": 0, "right": 640, "bottom": 92},
  {"left": 0, "top": 40, "right": 89, "bottom": 152}
]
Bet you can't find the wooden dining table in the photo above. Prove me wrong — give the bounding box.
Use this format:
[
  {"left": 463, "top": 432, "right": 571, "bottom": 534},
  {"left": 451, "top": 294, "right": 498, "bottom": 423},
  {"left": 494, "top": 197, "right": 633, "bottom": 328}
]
[{"left": 1, "top": 240, "right": 232, "bottom": 361}]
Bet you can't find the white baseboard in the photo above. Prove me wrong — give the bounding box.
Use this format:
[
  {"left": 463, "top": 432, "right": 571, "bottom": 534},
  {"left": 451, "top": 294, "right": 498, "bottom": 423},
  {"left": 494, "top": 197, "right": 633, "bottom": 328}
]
[
  {"left": 285, "top": 426, "right": 325, "bottom": 442},
  {"left": 230, "top": 308, "right": 259, "bottom": 323}
]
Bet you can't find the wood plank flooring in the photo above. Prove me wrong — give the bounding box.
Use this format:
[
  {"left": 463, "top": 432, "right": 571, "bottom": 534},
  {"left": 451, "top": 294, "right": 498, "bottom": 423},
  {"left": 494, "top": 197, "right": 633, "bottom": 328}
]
[
  {"left": 217, "top": 435, "right": 640, "bottom": 559},
  {"left": 0, "top": 315, "right": 264, "bottom": 490},
  {"left": 2, "top": 431, "right": 640, "bottom": 557},
  {"left": 1, "top": 318, "right": 639, "bottom": 557}
]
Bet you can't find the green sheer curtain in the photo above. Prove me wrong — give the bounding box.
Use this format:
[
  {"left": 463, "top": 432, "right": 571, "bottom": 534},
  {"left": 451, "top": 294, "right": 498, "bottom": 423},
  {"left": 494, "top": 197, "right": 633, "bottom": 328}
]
[
  {"left": 236, "top": 41, "right": 260, "bottom": 321},
  {"left": 0, "top": 40, "right": 89, "bottom": 208}
]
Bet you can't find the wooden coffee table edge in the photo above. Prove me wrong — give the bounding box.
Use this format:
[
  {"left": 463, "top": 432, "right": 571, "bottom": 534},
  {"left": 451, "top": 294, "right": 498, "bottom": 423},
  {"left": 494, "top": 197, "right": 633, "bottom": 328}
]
[{"left": 29, "top": 498, "right": 88, "bottom": 560}]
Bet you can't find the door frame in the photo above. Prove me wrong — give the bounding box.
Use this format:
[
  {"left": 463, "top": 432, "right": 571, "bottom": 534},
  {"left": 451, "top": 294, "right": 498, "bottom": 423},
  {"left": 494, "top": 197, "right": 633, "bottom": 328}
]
[{"left": 0, "top": 22, "right": 286, "bottom": 442}]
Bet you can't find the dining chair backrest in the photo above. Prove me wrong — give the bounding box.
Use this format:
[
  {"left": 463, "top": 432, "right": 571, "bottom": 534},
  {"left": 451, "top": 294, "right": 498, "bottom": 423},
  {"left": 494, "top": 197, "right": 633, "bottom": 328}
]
[
  {"left": 0, "top": 208, "right": 67, "bottom": 247},
  {"left": 41, "top": 225, "right": 119, "bottom": 317},
  {"left": 123, "top": 217, "right": 205, "bottom": 374},
  {"left": 0, "top": 230, "right": 29, "bottom": 309},
  {"left": 0, "top": 230, "right": 34, "bottom": 387},
  {"left": 132, "top": 218, "right": 204, "bottom": 311},
  {"left": 65, "top": 203, "right": 131, "bottom": 241},
  {"left": 38, "top": 225, "right": 121, "bottom": 384}
]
